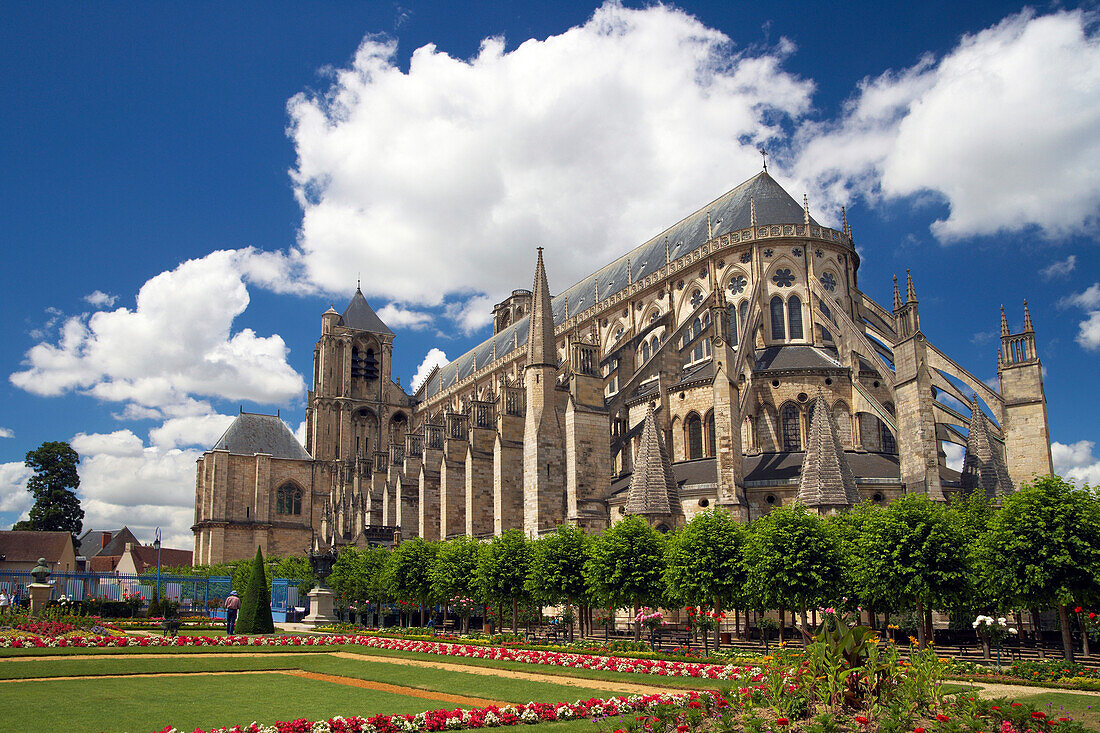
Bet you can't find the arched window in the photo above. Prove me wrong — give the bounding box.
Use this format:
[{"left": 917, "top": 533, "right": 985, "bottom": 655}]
[
  {"left": 686, "top": 413, "right": 704, "bottom": 459},
  {"left": 641, "top": 340, "right": 651, "bottom": 363},
  {"left": 881, "top": 422, "right": 896, "bottom": 453},
  {"left": 739, "top": 300, "right": 748, "bottom": 330},
  {"left": 650, "top": 335, "right": 660, "bottom": 354},
  {"left": 788, "top": 296, "right": 804, "bottom": 340},
  {"left": 727, "top": 304, "right": 739, "bottom": 345},
  {"left": 832, "top": 403, "right": 852, "bottom": 447},
  {"left": 770, "top": 296, "right": 785, "bottom": 340},
  {"left": 276, "top": 484, "right": 302, "bottom": 515},
  {"left": 781, "top": 403, "right": 801, "bottom": 451},
  {"left": 705, "top": 411, "right": 716, "bottom": 457}
]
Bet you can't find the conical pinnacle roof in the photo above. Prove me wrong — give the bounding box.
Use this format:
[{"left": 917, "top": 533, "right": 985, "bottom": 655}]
[
  {"left": 960, "top": 399, "right": 1014, "bottom": 499},
  {"left": 797, "top": 395, "right": 860, "bottom": 507},
  {"left": 625, "top": 405, "right": 682, "bottom": 516},
  {"left": 340, "top": 287, "right": 394, "bottom": 335},
  {"left": 527, "top": 248, "right": 556, "bottom": 368}
]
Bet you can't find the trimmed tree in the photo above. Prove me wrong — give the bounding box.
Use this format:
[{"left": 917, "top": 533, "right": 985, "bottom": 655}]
[
  {"left": 743, "top": 504, "right": 845, "bottom": 639},
  {"left": 384, "top": 537, "right": 438, "bottom": 626},
  {"left": 526, "top": 524, "right": 591, "bottom": 638},
  {"left": 13, "top": 441, "right": 84, "bottom": 536},
  {"left": 584, "top": 515, "right": 667, "bottom": 640},
  {"left": 974, "top": 475, "right": 1100, "bottom": 662},
  {"left": 235, "top": 546, "right": 274, "bottom": 634},
  {"left": 855, "top": 493, "right": 971, "bottom": 648},
  {"left": 478, "top": 529, "right": 531, "bottom": 633},
  {"left": 430, "top": 536, "right": 484, "bottom": 632}
]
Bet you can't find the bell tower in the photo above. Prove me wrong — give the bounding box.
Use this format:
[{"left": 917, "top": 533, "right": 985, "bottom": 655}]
[{"left": 997, "top": 302, "right": 1053, "bottom": 488}]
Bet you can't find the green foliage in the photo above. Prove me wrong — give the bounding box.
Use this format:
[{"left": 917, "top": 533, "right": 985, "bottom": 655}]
[
  {"left": 584, "top": 515, "right": 666, "bottom": 610},
  {"left": 235, "top": 546, "right": 274, "bottom": 634},
  {"left": 743, "top": 504, "right": 844, "bottom": 614},
  {"left": 477, "top": 529, "right": 532, "bottom": 606},
  {"left": 271, "top": 556, "right": 313, "bottom": 594},
  {"left": 328, "top": 547, "right": 368, "bottom": 601},
  {"left": 14, "top": 441, "right": 83, "bottom": 535},
  {"left": 526, "top": 524, "right": 591, "bottom": 605},
  {"left": 384, "top": 537, "right": 438, "bottom": 606},
  {"left": 663, "top": 509, "right": 746, "bottom": 609},
  {"left": 430, "top": 536, "right": 484, "bottom": 604},
  {"left": 854, "top": 493, "right": 971, "bottom": 612},
  {"left": 974, "top": 475, "right": 1100, "bottom": 610}
]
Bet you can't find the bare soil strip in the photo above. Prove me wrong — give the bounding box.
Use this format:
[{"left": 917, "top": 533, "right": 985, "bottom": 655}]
[{"left": 282, "top": 669, "right": 510, "bottom": 707}]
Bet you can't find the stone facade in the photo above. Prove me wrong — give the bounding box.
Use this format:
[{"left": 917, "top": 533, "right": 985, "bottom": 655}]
[{"left": 195, "top": 170, "right": 1054, "bottom": 563}]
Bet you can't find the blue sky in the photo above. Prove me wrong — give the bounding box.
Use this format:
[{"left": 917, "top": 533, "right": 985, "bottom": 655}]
[{"left": 1, "top": 1, "right": 1098, "bottom": 546}]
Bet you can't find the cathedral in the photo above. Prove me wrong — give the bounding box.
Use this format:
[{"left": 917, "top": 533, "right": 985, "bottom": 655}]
[{"left": 192, "top": 170, "right": 1053, "bottom": 564}]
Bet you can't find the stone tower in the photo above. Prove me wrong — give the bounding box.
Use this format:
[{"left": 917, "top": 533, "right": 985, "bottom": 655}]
[
  {"left": 960, "top": 397, "right": 1014, "bottom": 500},
  {"left": 565, "top": 333, "right": 611, "bottom": 533},
  {"left": 624, "top": 404, "right": 684, "bottom": 531},
  {"left": 707, "top": 286, "right": 748, "bottom": 519},
  {"left": 797, "top": 395, "right": 860, "bottom": 513},
  {"left": 523, "top": 248, "right": 566, "bottom": 537},
  {"left": 997, "top": 303, "right": 1053, "bottom": 489}
]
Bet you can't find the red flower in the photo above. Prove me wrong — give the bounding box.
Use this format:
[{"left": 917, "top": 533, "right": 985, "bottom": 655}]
[
  {"left": 1059, "top": 718, "right": 1070, "bottom": 722},
  {"left": 990, "top": 706, "right": 1000, "bottom": 711},
  {"left": 914, "top": 728, "right": 925, "bottom": 733},
  {"left": 936, "top": 715, "right": 950, "bottom": 722},
  {"left": 1012, "top": 703, "right": 1022, "bottom": 707},
  {"left": 1075, "top": 607, "right": 1082, "bottom": 613},
  {"left": 776, "top": 719, "right": 789, "bottom": 727},
  {"left": 676, "top": 726, "right": 689, "bottom": 732},
  {"left": 854, "top": 717, "right": 870, "bottom": 725},
  {"left": 1032, "top": 712, "right": 1047, "bottom": 720}
]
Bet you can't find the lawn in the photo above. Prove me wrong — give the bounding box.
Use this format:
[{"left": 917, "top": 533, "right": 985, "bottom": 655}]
[{"left": 1003, "top": 692, "right": 1100, "bottom": 731}]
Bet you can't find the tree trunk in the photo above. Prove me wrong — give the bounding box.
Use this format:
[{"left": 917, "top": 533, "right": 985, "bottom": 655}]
[
  {"left": 800, "top": 606, "right": 808, "bottom": 631},
  {"left": 925, "top": 606, "right": 934, "bottom": 648},
  {"left": 1032, "top": 608, "right": 1045, "bottom": 658},
  {"left": 916, "top": 600, "right": 927, "bottom": 649},
  {"left": 715, "top": 601, "right": 723, "bottom": 650},
  {"left": 420, "top": 601, "right": 426, "bottom": 627},
  {"left": 1057, "top": 603, "right": 1076, "bottom": 663},
  {"left": 734, "top": 608, "right": 740, "bottom": 639},
  {"left": 779, "top": 608, "right": 785, "bottom": 643},
  {"left": 1077, "top": 609, "right": 1091, "bottom": 657},
  {"left": 633, "top": 604, "right": 641, "bottom": 642},
  {"left": 512, "top": 598, "right": 519, "bottom": 634},
  {"left": 605, "top": 606, "right": 610, "bottom": 642}
]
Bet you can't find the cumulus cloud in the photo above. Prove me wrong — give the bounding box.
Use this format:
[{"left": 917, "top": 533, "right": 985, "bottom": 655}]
[
  {"left": 796, "top": 9, "right": 1100, "bottom": 241},
  {"left": 376, "top": 304, "right": 433, "bottom": 330},
  {"left": 942, "top": 442, "right": 965, "bottom": 473},
  {"left": 10, "top": 249, "right": 305, "bottom": 413},
  {"left": 286, "top": 2, "right": 813, "bottom": 327},
  {"left": 0, "top": 427, "right": 12, "bottom": 439},
  {"left": 149, "top": 413, "right": 236, "bottom": 450},
  {"left": 83, "top": 290, "right": 118, "bottom": 308},
  {"left": 411, "top": 347, "right": 449, "bottom": 392},
  {"left": 0, "top": 462, "right": 32, "bottom": 515},
  {"left": 1040, "top": 255, "right": 1076, "bottom": 279},
  {"left": 71, "top": 429, "right": 145, "bottom": 458},
  {"left": 1060, "top": 282, "right": 1100, "bottom": 350},
  {"left": 1052, "top": 440, "right": 1100, "bottom": 486}
]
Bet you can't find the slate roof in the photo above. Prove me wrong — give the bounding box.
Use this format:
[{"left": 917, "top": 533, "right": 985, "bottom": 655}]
[
  {"left": 211, "top": 412, "right": 312, "bottom": 460},
  {"left": 797, "top": 396, "right": 861, "bottom": 506},
  {"left": 76, "top": 527, "right": 139, "bottom": 558},
  {"left": 424, "top": 170, "right": 819, "bottom": 398},
  {"left": 0, "top": 531, "right": 75, "bottom": 564},
  {"left": 127, "top": 545, "right": 193, "bottom": 571},
  {"left": 960, "top": 399, "right": 1014, "bottom": 499},
  {"left": 624, "top": 405, "right": 682, "bottom": 515},
  {"left": 755, "top": 346, "right": 842, "bottom": 371},
  {"left": 340, "top": 288, "right": 394, "bottom": 336}
]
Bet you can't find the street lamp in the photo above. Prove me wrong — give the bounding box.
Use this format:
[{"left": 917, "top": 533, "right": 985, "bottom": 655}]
[{"left": 153, "top": 528, "right": 162, "bottom": 606}]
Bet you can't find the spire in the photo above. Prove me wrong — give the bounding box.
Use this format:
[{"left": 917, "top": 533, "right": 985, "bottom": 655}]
[
  {"left": 1023, "top": 300, "right": 1033, "bottom": 332},
  {"left": 803, "top": 194, "right": 811, "bottom": 226},
  {"left": 1000, "top": 305, "right": 1010, "bottom": 336},
  {"left": 749, "top": 197, "right": 757, "bottom": 228},
  {"left": 892, "top": 275, "right": 902, "bottom": 311},
  {"left": 960, "top": 398, "right": 1014, "bottom": 500},
  {"left": 797, "top": 394, "right": 860, "bottom": 509},
  {"left": 527, "top": 247, "right": 556, "bottom": 368},
  {"left": 624, "top": 404, "right": 682, "bottom": 516},
  {"left": 905, "top": 269, "right": 917, "bottom": 302}
]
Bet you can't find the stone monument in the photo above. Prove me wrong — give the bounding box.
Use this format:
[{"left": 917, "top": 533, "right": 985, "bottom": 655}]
[
  {"left": 28, "top": 557, "right": 52, "bottom": 615},
  {"left": 301, "top": 545, "right": 339, "bottom": 628}
]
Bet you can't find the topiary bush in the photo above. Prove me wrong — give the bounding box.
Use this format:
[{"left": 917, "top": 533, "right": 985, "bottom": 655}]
[{"left": 235, "top": 545, "right": 274, "bottom": 634}]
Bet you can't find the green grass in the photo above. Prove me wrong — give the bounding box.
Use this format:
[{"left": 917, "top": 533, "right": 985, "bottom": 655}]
[
  {"left": 0, "top": 654, "right": 303, "bottom": 679},
  {"left": 997, "top": 692, "right": 1100, "bottom": 731}
]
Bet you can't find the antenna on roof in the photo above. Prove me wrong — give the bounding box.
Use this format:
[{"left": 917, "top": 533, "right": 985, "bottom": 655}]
[{"left": 759, "top": 148, "right": 768, "bottom": 172}]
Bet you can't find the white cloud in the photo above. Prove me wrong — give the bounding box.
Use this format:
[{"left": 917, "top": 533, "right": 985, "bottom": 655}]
[
  {"left": 1052, "top": 440, "right": 1100, "bottom": 486},
  {"left": 796, "top": 9, "right": 1100, "bottom": 241},
  {"left": 942, "top": 442, "right": 965, "bottom": 473},
  {"left": 376, "top": 304, "right": 433, "bottom": 330},
  {"left": 0, "top": 462, "right": 32, "bottom": 515},
  {"left": 1040, "top": 255, "right": 1076, "bottom": 279},
  {"left": 411, "top": 347, "right": 449, "bottom": 392},
  {"left": 83, "top": 290, "right": 118, "bottom": 308},
  {"left": 293, "top": 420, "right": 307, "bottom": 447},
  {"left": 286, "top": 2, "right": 813, "bottom": 327},
  {"left": 0, "top": 427, "right": 12, "bottom": 439},
  {"left": 71, "top": 429, "right": 145, "bottom": 458},
  {"left": 1060, "top": 283, "right": 1100, "bottom": 351},
  {"left": 149, "top": 413, "right": 236, "bottom": 450},
  {"left": 10, "top": 249, "right": 305, "bottom": 413}
]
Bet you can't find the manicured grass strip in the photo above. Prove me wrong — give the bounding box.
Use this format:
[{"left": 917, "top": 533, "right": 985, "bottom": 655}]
[
  {"left": 0, "top": 654, "right": 301, "bottom": 679},
  {"left": 297, "top": 655, "right": 618, "bottom": 703},
  {"left": 0, "top": 643, "right": 345, "bottom": 657},
  {"left": 1002, "top": 692, "right": 1100, "bottom": 731},
  {"left": 0, "top": 672, "right": 446, "bottom": 733}
]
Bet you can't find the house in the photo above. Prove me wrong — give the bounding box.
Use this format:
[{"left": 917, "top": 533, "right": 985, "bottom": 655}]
[
  {"left": 76, "top": 527, "right": 140, "bottom": 560},
  {"left": 0, "top": 531, "right": 78, "bottom": 573},
  {"left": 116, "top": 543, "right": 193, "bottom": 575}
]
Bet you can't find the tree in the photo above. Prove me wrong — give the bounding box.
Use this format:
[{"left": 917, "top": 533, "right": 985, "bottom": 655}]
[
  {"left": 329, "top": 547, "right": 368, "bottom": 603},
  {"left": 13, "top": 441, "right": 83, "bottom": 535},
  {"left": 384, "top": 538, "right": 438, "bottom": 626},
  {"left": 743, "top": 504, "right": 845, "bottom": 637},
  {"left": 478, "top": 529, "right": 531, "bottom": 633},
  {"left": 974, "top": 475, "right": 1100, "bottom": 662},
  {"left": 430, "top": 536, "right": 484, "bottom": 631},
  {"left": 855, "top": 493, "right": 971, "bottom": 648},
  {"left": 236, "top": 545, "right": 275, "bottom": 634},
  {"left": 584, "top": 515, "right": 666, "bottom": 640},
  {"left": 527, "top": 525, "right": 591, "bottom": 637}
]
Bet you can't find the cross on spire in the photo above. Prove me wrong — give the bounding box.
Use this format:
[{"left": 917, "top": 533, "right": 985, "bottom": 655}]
[{"left": 759, "top": 147, "right": 768, "bottom": 172}]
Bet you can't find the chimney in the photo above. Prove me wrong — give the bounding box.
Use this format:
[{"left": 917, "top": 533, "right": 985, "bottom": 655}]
[{"left": 102, "top": 532, "right": 111, "bottom": 549}]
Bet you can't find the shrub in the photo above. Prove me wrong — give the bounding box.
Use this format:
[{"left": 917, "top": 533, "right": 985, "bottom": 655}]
[{"left": 235, "top": 546, "right": 274, "bottom": 634}]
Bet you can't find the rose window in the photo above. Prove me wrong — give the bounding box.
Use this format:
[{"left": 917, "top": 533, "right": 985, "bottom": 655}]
[
  {"left": 821, "top": 272, "right": 837, "bottom": 292},
  {"left": 772, "top": 268, "right": 795, "bottom": 287},
  {"left": 727, "top": 275, "right": 747, "bottom": 296}
]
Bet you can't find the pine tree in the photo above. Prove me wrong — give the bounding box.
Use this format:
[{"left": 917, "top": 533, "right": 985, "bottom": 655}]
[
  {"left": 13, "top": 441, "right": 84, "bottom": 536},
  {"left": 235, "top": 546, "right": 274, "bottom": 634}
]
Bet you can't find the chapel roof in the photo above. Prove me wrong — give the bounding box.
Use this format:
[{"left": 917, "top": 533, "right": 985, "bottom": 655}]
[
  {"left": 624, "top": 405, "right": 681, "bottom": 515},
  {"left": 423, "top": 170, "right": 818, "bottom": 398},
  {"left": 210, "top": 412, "right": 312, "bottom": 460},
  {"left": 340, "top": 287, "right": 394, "bottom": 336},
  {"left": 797, "top": 395, "right": 861, "bottom": 507}
]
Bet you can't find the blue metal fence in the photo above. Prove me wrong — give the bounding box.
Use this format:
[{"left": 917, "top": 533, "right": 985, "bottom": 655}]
[
  {"left": 270, "top": 578, "right": 304, "bottom": 622},
  {"left": 0, "top": 571, "right": 231, "bottom": 616}
]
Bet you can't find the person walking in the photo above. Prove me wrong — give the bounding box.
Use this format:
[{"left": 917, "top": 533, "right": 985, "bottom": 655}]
[
  {"left": 0, "top": 589, "right": 9, "bottom": 616},
  {"left": 224, "top": 591, "right": 241, "bottom": 635}
]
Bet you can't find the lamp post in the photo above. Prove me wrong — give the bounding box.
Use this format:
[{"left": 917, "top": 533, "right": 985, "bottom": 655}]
[{"left": 153, "top": 528, "right": 162, "bottom": 605}]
